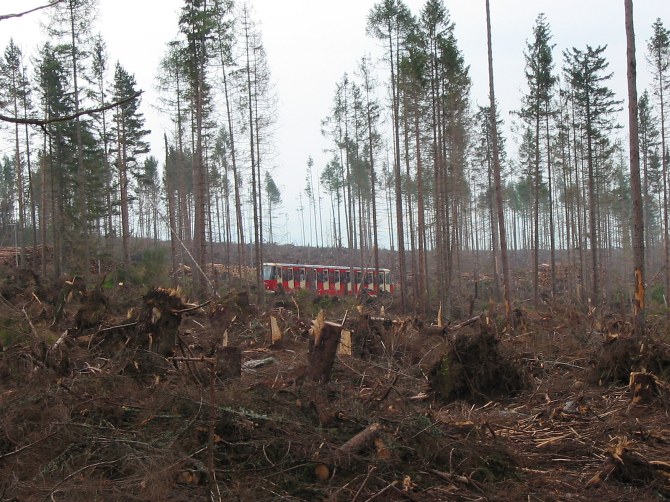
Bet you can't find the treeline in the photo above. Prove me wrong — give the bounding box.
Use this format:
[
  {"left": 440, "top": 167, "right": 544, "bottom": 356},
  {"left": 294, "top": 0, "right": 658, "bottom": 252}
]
[
  {"left": 0, "top": 0, "right": 668, "bottom": 313},
  {"left": 315, "top": 1, "right": 669, "bottom": 314},
  {"left": 0, "top": 0, "right": 281, "bottom": 300}
]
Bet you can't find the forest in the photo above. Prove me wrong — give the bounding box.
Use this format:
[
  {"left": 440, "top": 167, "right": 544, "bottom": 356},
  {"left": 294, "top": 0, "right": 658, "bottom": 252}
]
[{"left": 1, "top": 0, "right": 670, "bottom": 500}]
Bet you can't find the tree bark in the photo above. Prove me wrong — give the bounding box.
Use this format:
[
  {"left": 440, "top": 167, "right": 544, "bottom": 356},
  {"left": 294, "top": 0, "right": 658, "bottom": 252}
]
[
  {"left": 625, "top": 0, "right": 645, "bottom": 336},
  {"left": 486, "top": 0, "right": 512, "bottom": 324}
]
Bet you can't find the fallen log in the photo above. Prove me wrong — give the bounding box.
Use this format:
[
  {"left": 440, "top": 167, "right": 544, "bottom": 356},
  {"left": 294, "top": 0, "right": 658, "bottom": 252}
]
[
  {"left": 314, "top": 422, "right": 384, "bottom": 481},
  {"left": 339, "top": 422, "right": 382, "bottom": 455}
]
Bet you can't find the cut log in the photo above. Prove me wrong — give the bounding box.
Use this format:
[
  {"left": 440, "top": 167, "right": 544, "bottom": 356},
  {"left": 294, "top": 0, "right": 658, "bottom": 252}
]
[{"left": 339, "top": 422, "right": 382, "bottom": 455}]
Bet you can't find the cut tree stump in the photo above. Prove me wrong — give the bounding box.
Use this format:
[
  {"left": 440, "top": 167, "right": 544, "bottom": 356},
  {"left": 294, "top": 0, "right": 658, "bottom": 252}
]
[
  {"left": 337, "top": 329, "right": 352, "bottom": 356},
  {"left": 270, "top": 316, "right": 282, "bottom": 344},
  {"left": 306, "top": 310, "right": 342, "bottom": 383}
]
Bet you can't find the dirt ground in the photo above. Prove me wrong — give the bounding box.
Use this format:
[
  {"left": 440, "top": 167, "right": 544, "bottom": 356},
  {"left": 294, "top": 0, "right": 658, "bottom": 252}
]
[{"left": 1, "top": 271, "right": 670, "bottom": 501}]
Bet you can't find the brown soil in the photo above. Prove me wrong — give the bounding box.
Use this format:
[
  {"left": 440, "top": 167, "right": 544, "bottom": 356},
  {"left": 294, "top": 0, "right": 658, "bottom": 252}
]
[{"left": 1, "top": 269, "right": 670, "bottom": 501}]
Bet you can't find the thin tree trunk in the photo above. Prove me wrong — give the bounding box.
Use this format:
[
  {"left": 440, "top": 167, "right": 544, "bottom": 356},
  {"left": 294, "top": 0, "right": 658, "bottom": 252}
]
[
  {"left": 244, "top": 9, "right": 263, "bottom": 305},
  {"left": 486, "top": 0, "right": 512, "bottom": 324},
  {"left": 165, "top": 134, "right": 179, "bottom": 287},
  {"left": 69, "top": 1, "right": 89, "bottom": 278},
  {"left": 625, "top": 0, "right": 645, "bottom": 335}
]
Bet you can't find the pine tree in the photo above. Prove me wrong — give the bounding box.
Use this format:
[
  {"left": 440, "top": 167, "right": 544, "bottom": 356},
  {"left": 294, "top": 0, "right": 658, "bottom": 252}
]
[
  {"left": 90, "top": 35, "right": 115, "bottom": 238},
  {"left": 367, "top": 0, "right": 416, "bottom": 312},
  {"left": 179, "top": 0, "right": 216, "bottom": 297},
  {"left": 357, "top": 55, "right": 382, "bottom": 291},
  {"left": 48, "top": 0, "right": 99, "bottom": 277},
  {"left": 111, "top": 62, "right": 149, "bottom": 267},
  {"left": 137, "top": 156, "right": 160, "bottom": 241},
  {"left": 638, "top": 91, "right": 660, "bottom": 264},
  {"left": 625, "top": 0, "right": 644, "bottom": 336},
  {"left": 563, "top": 45, "right": 622, "bottom": 304},
  {"left": 521, "top": 14, "right": 556, "bottom": 303},
  {"left": 0, "top": 40, "right": 30, "bottom": 267},
  {"left": 485, "top": 0, "right": 512, "bottom": 324},
  {"left": 34, "top": 42, "right": 77, "bottom": 277},
  {"left": 647, "top": 19, "right": 670, "bottom": 314},
  {"left": 212, "top": 0, "right": 246, "bottom": 273},
  {"left": 320, "top": 155, "right": 345, "bottom": 248},
  {"left": 264, "top": 171, "right": 281, "bottom": 244},
  {"left": 157, "top": 41, "right": 192, "bottom": 270}
]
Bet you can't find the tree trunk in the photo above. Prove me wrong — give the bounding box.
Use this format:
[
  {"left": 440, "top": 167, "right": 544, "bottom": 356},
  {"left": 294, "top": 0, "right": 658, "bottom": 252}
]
[
  {"left": 625, "top": 0, "right": 645, "bottom": 336},
  {"left": 486, "top": 0, "right": 512, "bottom": 324}
]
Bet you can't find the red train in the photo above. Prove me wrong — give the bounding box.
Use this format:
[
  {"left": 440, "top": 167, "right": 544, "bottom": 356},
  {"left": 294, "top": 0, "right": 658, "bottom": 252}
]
[{"left": 262, "top": 262, "right": 394, "bottom": 297}]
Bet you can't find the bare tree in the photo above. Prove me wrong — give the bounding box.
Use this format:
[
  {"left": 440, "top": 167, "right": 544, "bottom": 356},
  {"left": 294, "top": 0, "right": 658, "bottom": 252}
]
[
  {"left": 485, "top": 0, "right": 512, "bottom": 323},
  {"left": 625, "top": 0, "right": 645, "bottom": 336}
]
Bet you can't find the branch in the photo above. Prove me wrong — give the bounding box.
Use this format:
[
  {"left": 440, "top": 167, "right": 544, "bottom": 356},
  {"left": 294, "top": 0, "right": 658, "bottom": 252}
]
[
  {"left": 0, "top": 430, "right": 58, "bottom": 460},
  {"left": 172, "top": 300, "right": 211, "bottom": 314},
  {"left": 0, "top": 91, "right": 143, "bottom": 126},
  {"left": 0, "top": 1, "right": 65, "bottom": 22}
]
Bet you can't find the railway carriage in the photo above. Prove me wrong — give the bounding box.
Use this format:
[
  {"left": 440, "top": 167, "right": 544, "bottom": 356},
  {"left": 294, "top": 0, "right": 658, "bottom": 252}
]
[{"left": 262, "top": 262, "right": 394, "bottom": 297}]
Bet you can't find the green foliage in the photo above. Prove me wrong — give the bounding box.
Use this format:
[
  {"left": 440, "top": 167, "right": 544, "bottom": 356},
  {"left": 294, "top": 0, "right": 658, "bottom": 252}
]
[
  {"left": 115, "top": 248, "right": 169, "bottom": 287},
  {"left": 650, "top": 284, "right": 665, "bottom": 305}
]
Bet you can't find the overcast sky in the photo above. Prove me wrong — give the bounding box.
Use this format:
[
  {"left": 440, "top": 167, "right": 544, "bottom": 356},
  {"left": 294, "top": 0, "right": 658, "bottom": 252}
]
[{"left": 1, "top": 0, "right": 668, "bottom": 245}]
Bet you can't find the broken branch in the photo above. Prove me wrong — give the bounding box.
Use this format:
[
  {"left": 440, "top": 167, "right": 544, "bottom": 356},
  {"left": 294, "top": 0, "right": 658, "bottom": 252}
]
[
  {"left": 0, "top": 91, "right": 142, "bottom": 126},
  {"left": 0, "top": 1, "right": 64, "bottom": 22}
]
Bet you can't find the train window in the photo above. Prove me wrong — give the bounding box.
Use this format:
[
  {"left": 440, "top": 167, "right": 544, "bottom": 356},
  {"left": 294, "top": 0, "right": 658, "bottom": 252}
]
[
  {"left": 344, "top": 271, "right": 350, "bottom": 283},
  {"left": 317, "top": 270, "right": 325, "bottom": 283},
  {"left": 262, "top": 265, "right": 276, "bottom": 280},
  {"left": 282, "top": 268, "right": 293, "bottom": 281},
  {"left": 334, "top": 270, "right": 340, "bottom": 283},
  {"left": 355, "top": 271, "right": 362, "bottom": 284},
  {"left": 295, "top": 268, "right": 304, "bottom": 281}
]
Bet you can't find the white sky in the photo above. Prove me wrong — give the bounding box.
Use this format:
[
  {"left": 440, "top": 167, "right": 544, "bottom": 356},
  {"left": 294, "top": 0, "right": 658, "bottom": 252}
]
[{"left": 1, "top": 0, "right": 668, "bottom": 245}]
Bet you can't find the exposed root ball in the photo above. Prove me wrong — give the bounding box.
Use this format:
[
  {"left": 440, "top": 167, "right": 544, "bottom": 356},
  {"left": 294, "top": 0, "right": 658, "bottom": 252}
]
[{"left": 429, "top": 321, "right": 527, "bottom": 403}]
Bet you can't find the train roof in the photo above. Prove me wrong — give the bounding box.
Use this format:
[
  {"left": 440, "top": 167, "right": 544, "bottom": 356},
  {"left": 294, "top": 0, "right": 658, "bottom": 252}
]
[{"left": 263, "top": 262, "right": 391, "bottom": 272}]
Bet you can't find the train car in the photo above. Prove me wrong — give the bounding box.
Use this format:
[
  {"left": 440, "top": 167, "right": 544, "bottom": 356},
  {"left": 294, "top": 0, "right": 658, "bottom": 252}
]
[{"left": 262, "top": 262, "right": 394, "bottom": 297}]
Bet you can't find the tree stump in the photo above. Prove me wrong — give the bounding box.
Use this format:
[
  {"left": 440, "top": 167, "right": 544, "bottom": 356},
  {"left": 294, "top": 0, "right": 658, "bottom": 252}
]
[
  {"left": 215, "top": 346, "right": 241, "bottom": 380},
  {"left": 306, "top": 310, "right": 342, "bottom": 383}
]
